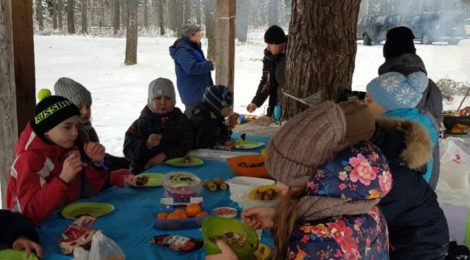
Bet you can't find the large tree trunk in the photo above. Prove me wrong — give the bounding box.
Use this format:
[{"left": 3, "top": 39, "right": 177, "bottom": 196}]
[
  {"left": 99, "top": 0, "right": 105, "bottom": 27},
  {"left": 268, "top": 0, "right": 278, "bottom": 26},
  {"left": 143, "top": 0, "right": 149, "bottom": 28},
  {"left": 52, "top": 0, "right": 58, "bottom": 29},
  {"left": 236, "top": 0, "right": 249, "bottom": 42},
  {"left": 36, "top": 0, "right": 44, "bottom": 31},
  {"left": 67, "top": 0, "right": 75, "bottom": 33},
  {"left": 158, "top": 0, "right": 165, "bottom": 35},
  {"left": 113, "top": 0, "right": 120, "bottom": 34},
  {"left": 125, "top": 0, "right": 138, "bottom": 65},
  {"left": 81, "top": 0, "right": 87, "bottom": 33},
  {"left": 121, "top": 0, "right": 127, "bottom": 28},
  {"left": 168, "top": 0, "right": 183, "bottom": 33},
  {"left": 194, "top": 0, "right": 201, "bottom": 24},
  {"left": 183, "top": 0, "right": 192, "bottom": 24},
  {"left": 204, "top": 0, "right": 216, "bottom": 60},
  {"left": 281, "top": 0, "right": 361, "bottom": 119},
  {"left": 58, "top": 0, "right": 64, "bottom": 29}
]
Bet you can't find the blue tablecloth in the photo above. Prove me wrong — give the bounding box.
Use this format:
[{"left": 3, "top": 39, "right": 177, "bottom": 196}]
[{"left": 38, "top": 135, "right": 272, "bottom": 259}]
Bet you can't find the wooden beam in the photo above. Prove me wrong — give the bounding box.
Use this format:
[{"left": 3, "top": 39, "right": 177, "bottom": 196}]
[
  {"left": 215, "top": 0, "right": 236, "bottom": 94},
  {"left": 0, "top": 0, "right": 19, "bottom": 208},
  {"left": 11, "top": 0, "right": 35, "bottom": 135}
]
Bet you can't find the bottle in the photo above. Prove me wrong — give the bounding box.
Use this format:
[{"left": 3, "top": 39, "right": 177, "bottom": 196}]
[{"left": 273, "top": 105, "right": 281, "bottom": 123}]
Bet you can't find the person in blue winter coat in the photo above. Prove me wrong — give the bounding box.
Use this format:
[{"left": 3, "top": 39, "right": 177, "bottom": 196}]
[
  {"left": 169, "top": 24, "right": 214, "bottom": 116},
  {"left": 365, "top": 71, "right": 439, "bottom": 185}
]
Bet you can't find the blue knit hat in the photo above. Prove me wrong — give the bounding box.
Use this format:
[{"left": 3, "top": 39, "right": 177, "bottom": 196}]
[
  {"left": 202, "top": 85, "right": 233, "bottom": 114},
  {"left": 366, "top": 71, "right": 428, "bottom": 111}
]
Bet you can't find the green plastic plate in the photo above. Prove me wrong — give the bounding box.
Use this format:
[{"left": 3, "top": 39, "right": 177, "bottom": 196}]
[
  {"left": 235, "top": 140, "right": 265, "bottom": 150},
  {"left": 61, "top": 202, "right": 115, "bottom": 219},
  {"left": 131, "top": 172, "right": 164, "bottom": 188},
  {"left": 0, "top": 250, "right": 38, "bottom": 260},
  {"left": 202, "top": 217, "right": 259, "bottom": 260},
  {"left": 165, "top": 156, "right": 204, "bottom": 167}
]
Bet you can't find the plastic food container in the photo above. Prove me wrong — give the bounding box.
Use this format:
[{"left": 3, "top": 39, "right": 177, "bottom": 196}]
[
  {"left": 154, "top": 207, "right": 210, "bottom": 230},
  {"left": 233, "top": 185, "right": 281, "bottom": 209},
  {"left": 163, "top": 172, "right": 202, "bottom": 202},
  {"left": 226, "top": 155, "right": 270, "bottom": 178},
  {"left": 213, "top": 207, "right": 238, "bottom": 218},
  {"left": 225, "top": 177, "right": 275, "bottom": 195}
]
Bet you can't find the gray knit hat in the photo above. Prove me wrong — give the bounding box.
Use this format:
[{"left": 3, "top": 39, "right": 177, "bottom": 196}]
[
  {"left": 54, "top": 77, "right": 92, "bottom": 107},
  {"left": 265, "top": 101, "right": 348, "bottom": 186},
  {"left": 181, "top": 24, "right": 201, "bottom": 37},
  {"left": 148, "top": 78, "right": 176, "bottom": 113}
]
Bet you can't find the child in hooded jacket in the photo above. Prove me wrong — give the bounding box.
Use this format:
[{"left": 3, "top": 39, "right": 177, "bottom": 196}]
[
  {"left": 124, "top": 78, "right": 194, "bottom": 174},
  {"left": 6, "top": 96, "right": 134, "bottom": 224},
  {"left": 190, "top": 85, "right": 239, "bottom": 149}
]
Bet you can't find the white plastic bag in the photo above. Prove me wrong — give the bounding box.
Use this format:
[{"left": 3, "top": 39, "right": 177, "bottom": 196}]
[
  {"left": 73, "top": 247, "right": 89, "bottom": 260},
  {"left": 88, "top": 231, "right": 125, "bottom": 260}
]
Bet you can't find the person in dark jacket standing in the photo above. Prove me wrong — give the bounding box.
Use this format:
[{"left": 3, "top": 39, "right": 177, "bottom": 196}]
[
  {"left": 379, "top": 26, "right": 443, "bottom": 189},
  {"left": 0, "top": 210, "right": 42, "bottom": 258},
  {"left": 124, "top": 78, "right": 193, "bottom": 174},
  {"left": 169, "top": 24, "right": 214, "bottom": 116},
  {"left": 339, "top": 101, "right": 449, "bottom": 260},
  {"left": 246, "top": 25, "right": 287, "bottom": 116}
]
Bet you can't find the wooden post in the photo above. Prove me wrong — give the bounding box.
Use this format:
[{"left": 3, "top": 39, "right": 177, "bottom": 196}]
[
  {"left": 215, "top": 0, "right": 235, "bottom": 94},
  {"left": 11, "top": 0, "right": 36, "bottom": 135},
  {"left": 0, "top": 0, "right": 19, "bottom": 208}
]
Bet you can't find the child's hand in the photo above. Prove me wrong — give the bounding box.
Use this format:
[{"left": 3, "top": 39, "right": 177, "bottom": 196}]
[
  {"left": 224, "top": 140, "right": 236, "bottom": 148},
  {"left": 12, "top": 237, "right": 43, "bottom": 258},
  {"left": 205, "top": 240, "right": 238, "bottom": 260},
  {"left": 146, "top": 134, "right": 162, "bottom": 149},
  {"left": 110, "top": 169, "right": 136, "bottom": 187},
  {"left": 84, "top": 142, "right": 105, "bottom": 162},
  {"left": 242, "top": 206, "right": 275, "bottom": 229},
  {"left": 60, "top": 151, "right": 85, "bottom": 183},
  {"left": 228, "top": 113, "right": 239, "bottom": 129},
  {"left": 145, "top": 153, "right": 166, "bottom": 169}
]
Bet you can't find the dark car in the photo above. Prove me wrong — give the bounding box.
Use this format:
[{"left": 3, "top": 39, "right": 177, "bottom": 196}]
[
  {"left": 405, "top": 13, "right": 465, "bottom": 45},
  {"left": 357, "top": 14, "right": 400, "bottom": 45}
]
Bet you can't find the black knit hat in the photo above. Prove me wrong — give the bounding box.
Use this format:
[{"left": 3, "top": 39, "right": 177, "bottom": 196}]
[
  {"left": 264, "top": 25, "right": 287, "bottom": 44},
  {"left": 383, "top": 26, "right": 416, "bottom": 58},
  {"left": 202, "top": 85, "right": 233, "bottom": 114},
  {"left": 33, "top": 95, "right": 80, "bottom": 133}
]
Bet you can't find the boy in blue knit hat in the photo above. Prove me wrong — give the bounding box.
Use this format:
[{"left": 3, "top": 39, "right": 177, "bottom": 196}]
[
  {"left": 365, "top": 71, "right": 439, "bottom": 185},
  {"left": 189, "top": 85, "right": 238, "bottom": 149}
]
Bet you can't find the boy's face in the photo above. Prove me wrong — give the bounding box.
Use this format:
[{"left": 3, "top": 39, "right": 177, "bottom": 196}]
[
  {"left": 44, "top": 116, "right": 80, "bottom": 149},
  {"left": 152, "top": 96, "right": 175, "bottom": 114},
  {"left": 220, "top": 107, "right": 231, "bottom": 118},
  {"left": 266, "top": 43, "right": 285, "bottom": 55},
  {"left": 79, "top": 104, "right": 91, "bottom": 124},
  {"left": 364, "top": 95, "right": 387, "bottom": 117}
]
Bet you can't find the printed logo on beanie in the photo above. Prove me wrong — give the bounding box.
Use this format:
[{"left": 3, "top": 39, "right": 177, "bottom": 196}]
[{"left": 35, "top": 100, "right": 74, "bottom": 125}]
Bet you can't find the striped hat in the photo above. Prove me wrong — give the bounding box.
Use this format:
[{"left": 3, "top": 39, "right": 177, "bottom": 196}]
[
  {"left": 33, "top": 95, "right": 80, "bottom": 133},
  {"left": 202, "top": 85, "right": 233, "bottom": 114},
  {"left": 54, "top": 77, "right": 92, "bottom": 107}
]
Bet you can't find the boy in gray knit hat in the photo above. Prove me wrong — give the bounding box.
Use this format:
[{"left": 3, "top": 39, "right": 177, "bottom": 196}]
[{"left": 54, "top": 77, "right": 130, "bottom": 170}]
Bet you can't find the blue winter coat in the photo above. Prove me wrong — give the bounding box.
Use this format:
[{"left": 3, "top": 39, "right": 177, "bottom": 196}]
[{"left": 169, "top": 37, "right": 214, "bottom": 105}]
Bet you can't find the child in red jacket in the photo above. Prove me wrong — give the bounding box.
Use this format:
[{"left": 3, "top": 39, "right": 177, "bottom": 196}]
[{"left": 6, "top": 95, "right": 134, "bottom": 224}]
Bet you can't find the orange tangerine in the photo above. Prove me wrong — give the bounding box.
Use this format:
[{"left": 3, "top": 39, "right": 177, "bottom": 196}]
[
  {"left": 174, "top": 208, "right": 188, "bottom": 219},
  {"left": 195, "top": 211, "right": 208, "bottom": 217},
  {"left": 167, "top": 212, "right": 182, "bottom": 220},
  {"left": 186, "top": 203, "right": 202, "bottom": 217},
  {"left": 156, "top": 212, "right": 168, "bottom": 220}
]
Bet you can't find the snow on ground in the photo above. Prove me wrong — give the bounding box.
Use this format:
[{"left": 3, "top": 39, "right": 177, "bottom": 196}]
[{"left": 34, "top": 35, "right": 470, "bottom": 156}]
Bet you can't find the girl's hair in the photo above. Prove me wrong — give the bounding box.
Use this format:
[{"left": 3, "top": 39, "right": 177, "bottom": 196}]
[{"left": 271, "top": 186, "right": 306, "bottom": 260}]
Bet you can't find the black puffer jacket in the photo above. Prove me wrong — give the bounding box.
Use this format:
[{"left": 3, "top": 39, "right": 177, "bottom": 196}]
[
  {"left": 189, "top": 103, "right": 231, "bottom": 148},
  {"left": 251, "top": 49, "right": 286, "bottom": 116},
  {"left": 372, "top": 118, "right": 449, "bottom": 260},
  {"left": 0, "top": 210, "right": 39, "bottom": 248},
  {"left": 124, "top": 107, "right": 193, "bottom": 174}
]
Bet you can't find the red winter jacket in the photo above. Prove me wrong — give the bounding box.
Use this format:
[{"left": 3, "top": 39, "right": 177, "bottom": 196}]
[{"left": 6, "top": 123, "right": 108, "bottom": 224}]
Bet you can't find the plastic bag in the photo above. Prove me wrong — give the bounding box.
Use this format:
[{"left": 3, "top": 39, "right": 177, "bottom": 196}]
[
  {"left": 88, "top": 231, "right": 125, "bottom": 260},
  {"left": 73, "top": 247, "right": 89, "bottom": 260}
]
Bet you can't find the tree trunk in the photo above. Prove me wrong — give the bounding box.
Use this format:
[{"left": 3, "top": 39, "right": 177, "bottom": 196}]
[
  {"left": 81, "top": 0, "right": 88, "bottom": 33},
  {"left": 52, "top": 0, "right": 58, "bottom": 29},
  {"left": 36, "top": 0, "right": 44, "bottom": 31},
  {"left": 168, "top": 0, "right": 183, "bottom": 33},
  {"left": 268, "top": 0, "right": 278, "bottom": 26},
  {"left": 281, "top": 0, "right": 361, "bottom": 119},
  {"left": 99, "top": 0, "right": 105, "bottom": 27},
  {"left": 67, "top": 0, "right": 75, "bottom": 33},
  {"left": 194, "top": 0, "right": 201, "bottom": 24},
  {"left": 236, "top": 0, "right": 249, "bottom": 42},
  {"left": 58, "top": 0, "right": 64, "bottom": 29},
  {"left": 121, "top": 0, "right": 127, "bottom": 28},
  {"left": 125, "top": 0, "right": 138, "bottom": 65},
  {"left": 204, "top": 0, "right": 216, "bottom": 60},
  {"left": 143, "top": 0, "right": 148, "bottom": 28},
  {"left": 113, "top": 0, "right": 120, "bottom": 34},
  {"left": 158, "top": 0, "right": 165, "bottom": 35},
  {"left": 183, "top": 0, "right": 192, "bottom": 24}
]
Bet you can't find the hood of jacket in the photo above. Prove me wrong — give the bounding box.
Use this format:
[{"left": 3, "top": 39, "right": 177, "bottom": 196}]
[
  {"left": 169, "top": 36, "right": 202, "bottom": 60},
  {"left": 15, "top": 122, "right": 67, "bottom": 159},
  {"left": 378, "top": 53, "right": 427, "bottom": 76}
]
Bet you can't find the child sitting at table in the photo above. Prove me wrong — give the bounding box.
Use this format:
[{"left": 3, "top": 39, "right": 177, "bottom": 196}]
[
  {"left": 0, "top": 210, "right": 43, "bottom": 258},
  {"left": 6, "top": 95, "right": 135, "bottom": 224},
  {"left": 54, "top": 77, "right": 130, "bottom": 171},
  {"left": 124, "top": 78, "right": 194, "bottom": 174},
  {"left": 189, "top": 85, "right": 239, "bottom": 149}
]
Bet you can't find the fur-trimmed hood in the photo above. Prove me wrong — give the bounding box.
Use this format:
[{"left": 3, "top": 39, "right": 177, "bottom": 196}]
[{"left": 375, "top": 117, "right": 432, "bottom": 170}]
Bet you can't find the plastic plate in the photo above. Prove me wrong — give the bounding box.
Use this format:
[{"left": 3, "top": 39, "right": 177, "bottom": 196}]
[{"left": 61, "top": 202, "right": 115, "bottom": 219}]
